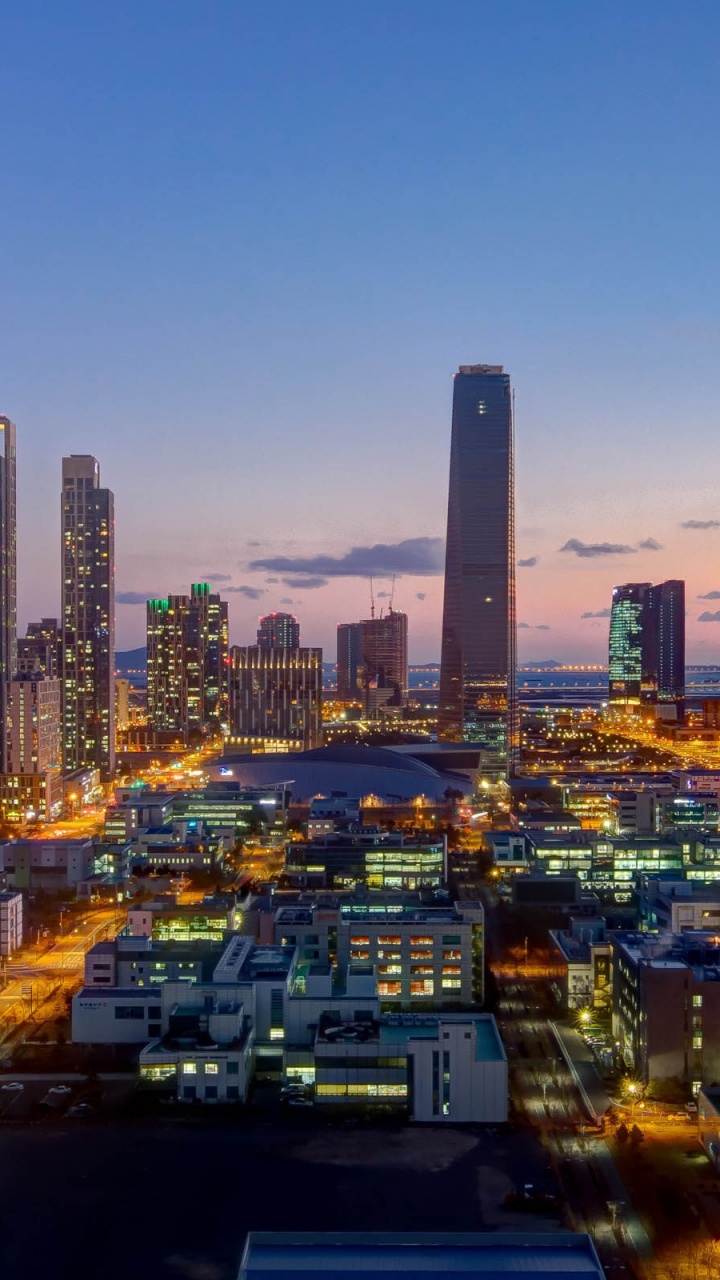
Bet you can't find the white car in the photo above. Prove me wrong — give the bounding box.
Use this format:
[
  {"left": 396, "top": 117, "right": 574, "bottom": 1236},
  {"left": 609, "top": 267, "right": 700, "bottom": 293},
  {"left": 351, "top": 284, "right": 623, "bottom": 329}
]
[
  {"left": 0, "top": 1082, "right": 24, "bottom": 1092},
  {"left": 48, "top": 1084, "right": 72, "bottom": 1096}
]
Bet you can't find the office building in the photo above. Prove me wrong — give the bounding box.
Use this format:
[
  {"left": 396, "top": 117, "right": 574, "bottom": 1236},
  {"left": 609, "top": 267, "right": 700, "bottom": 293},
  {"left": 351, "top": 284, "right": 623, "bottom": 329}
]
[
  {"left": 611, "top": 930, "right": 720, "bottom": 1089},
  {"left": 147, "top": 583, "right": 229, "bottom": 736},
  {"left": 275, "top": 895, "right": 484, "bottom": 1007},
  {"left": 139, "top": 999, "right": 255, "bottom": 1102},
  {"left": 17, "top": 618, "right": 61, "bottom": 678},
  {"left": 228, "top": 646, "right": 323, "bottom": 749},
  {"left": 336, "top": 621, "right": 363, "bottom": 699},
  {"left": 61, "top": 455, "right": 115, "bottom": 775},
  {"left": 0, "top": 417, "right": 17, "bottom": 772},
  {"left": 438, "top": 365, "right": 516, "bottom": 777},
  {"left": 312, "top": 1011, "right": 507, "bottom": 1120},
  {"left": 257, "top": 611, "right": 300, "bottom": 649},
  {"left": 608, "top": 579, "right": 685, "bottom": 719},
  {"left": 284, "top": 830, "right": 445, "bottom": 892},
  {"left": 0, "top": 837, "right": 95, "bottom": 891}
]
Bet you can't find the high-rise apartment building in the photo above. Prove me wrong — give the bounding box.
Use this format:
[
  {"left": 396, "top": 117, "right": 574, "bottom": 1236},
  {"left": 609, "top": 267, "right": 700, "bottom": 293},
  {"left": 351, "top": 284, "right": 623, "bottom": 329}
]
[
  {"left": 6, "top": 673, "right": 62, "bottom": 775},
  {"left": 438, "top": 365, "right": 516, "bottom": 777},
  {"left": 228, "top": 646, "right": 323, "bottom": 748},
  {"left": 147, "top": 583, "right": 229, "bottom": 736},
  {"left": 61, "top": 455, "right": 115, "bottom": 776},
  {"left": 257, "top": 612, "right": 300, "bottom": 649},
  {"left": 609, "top": 579, "right": 685, "bottom": 719},
  {"left": 0, "top": 417, "right": 17, "bottom": 770},
  {"left": 1, "top": 673, "right": 63, "bottom": 823},
  {"left": 17, "top": 618, "right": 61, "bottom": 678}
]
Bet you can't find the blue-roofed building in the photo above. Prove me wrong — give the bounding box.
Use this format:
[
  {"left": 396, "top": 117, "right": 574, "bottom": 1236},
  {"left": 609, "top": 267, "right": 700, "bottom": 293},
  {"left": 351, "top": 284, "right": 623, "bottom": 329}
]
[{"left": 238, "top": 1232, "right": 606, "bottom": 1279}]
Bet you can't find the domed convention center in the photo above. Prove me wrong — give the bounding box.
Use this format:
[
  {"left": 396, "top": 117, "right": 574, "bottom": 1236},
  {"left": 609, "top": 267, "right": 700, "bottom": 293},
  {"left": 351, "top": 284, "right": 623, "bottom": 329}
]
[{"left": 206, "top": 743, "right": 474, "bottom": 807}]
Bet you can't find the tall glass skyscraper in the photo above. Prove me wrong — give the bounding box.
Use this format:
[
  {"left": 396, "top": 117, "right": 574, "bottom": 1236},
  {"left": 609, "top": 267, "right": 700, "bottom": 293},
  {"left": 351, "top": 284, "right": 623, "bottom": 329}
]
[
  {"left": 609, "top": 580, "right": 685, "bottom": 719},
  {"left": 0, "top": 417, "right": 17, "bottom": 771},
  {"left": 438, "top": 365, "right": 516, "bottom": 778}
]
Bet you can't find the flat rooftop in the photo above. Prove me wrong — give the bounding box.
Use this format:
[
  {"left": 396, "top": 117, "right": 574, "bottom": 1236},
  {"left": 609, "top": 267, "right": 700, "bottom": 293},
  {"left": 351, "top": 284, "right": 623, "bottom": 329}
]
[
  {"left": 239, "top": 1231, "right": 605, "bottom": 1278},
  {"left": 380, "top": 1015, "right": 505, "bottom": 1062}
]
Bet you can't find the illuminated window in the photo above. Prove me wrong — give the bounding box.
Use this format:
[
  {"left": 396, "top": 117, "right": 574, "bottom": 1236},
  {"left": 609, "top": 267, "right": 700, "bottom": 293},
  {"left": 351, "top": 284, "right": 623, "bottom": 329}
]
[
  {"left": 270, "top": 1028, "right": 285, "bottom": 1041},
  {"left": 411, "top": 979, "right": 434, "bottom": 996},
  {"left": 204, "top": 1062, "right": 219, "bottom": 1074},
  {"left": 693, "top": 995, "right": 703, "bottom": 1007},
  {"left": 182, "top": 1062, "right": 197, "bottom": 1075},
  {"left": 378, "top": 981, "right": 402, "bottom": 996}
]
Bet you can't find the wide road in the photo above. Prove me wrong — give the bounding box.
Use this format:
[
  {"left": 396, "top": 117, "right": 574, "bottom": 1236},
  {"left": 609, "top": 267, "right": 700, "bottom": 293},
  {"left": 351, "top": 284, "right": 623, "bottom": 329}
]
[
  {"left": 0, "top": 907, "right": 126, "bottom": 1043},
  {"left": 495, "top": 969, "right": 651, "bottom": 1280}
]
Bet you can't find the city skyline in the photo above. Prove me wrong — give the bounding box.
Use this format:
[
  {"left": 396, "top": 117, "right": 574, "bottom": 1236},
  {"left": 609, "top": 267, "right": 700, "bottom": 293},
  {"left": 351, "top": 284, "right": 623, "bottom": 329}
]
[
  {"left": 4, "top": 5, "right": 720, "bottom": 663},
  {"left": 9, "top": 412, "right": 720, "bottom": 668}
]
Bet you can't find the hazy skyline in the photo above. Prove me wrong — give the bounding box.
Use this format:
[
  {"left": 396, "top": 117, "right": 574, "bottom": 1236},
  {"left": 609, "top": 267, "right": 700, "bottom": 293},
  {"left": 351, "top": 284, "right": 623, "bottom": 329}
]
[{"left": 4, "top": 3, "right": 720, "bottom": 663}]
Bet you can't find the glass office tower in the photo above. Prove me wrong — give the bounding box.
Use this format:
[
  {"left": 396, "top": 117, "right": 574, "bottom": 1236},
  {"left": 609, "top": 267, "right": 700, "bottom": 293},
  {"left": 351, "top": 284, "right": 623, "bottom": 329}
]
[
  {"left": 608, "top": 580, "right": 685, "bottom": 719},
  {"left": 438, "top": 365, "right": 516, "bottom": 778}
]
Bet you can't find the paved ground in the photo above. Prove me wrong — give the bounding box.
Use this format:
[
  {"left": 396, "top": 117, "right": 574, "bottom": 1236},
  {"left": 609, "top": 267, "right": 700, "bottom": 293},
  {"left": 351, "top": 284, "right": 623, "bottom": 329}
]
[{"left": 0, "top": 1115, "right": 560, "bottom": 1280}]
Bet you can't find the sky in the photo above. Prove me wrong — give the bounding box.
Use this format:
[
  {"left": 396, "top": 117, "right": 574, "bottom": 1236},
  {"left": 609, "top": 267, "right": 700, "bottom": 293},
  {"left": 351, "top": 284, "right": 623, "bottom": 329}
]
[{"left": 3, "top": 1, "right": 720, "bottom": 664}]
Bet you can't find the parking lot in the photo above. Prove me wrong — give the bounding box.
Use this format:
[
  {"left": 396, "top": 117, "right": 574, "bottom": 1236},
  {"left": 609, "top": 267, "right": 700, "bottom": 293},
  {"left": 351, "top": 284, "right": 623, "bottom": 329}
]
[{"left": 0, "top": 1113, "right": 561, "bottom": 1280}]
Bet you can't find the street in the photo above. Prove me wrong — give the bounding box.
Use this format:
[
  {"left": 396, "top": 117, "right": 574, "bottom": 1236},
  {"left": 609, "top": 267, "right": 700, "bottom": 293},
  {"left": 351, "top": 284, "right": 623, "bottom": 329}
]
[
  {"left": 0, "top": 907, "right": 125, "bottom": 1048},
  {"left": 495, "top": 968, "right": 651, "bottom": 1279}
]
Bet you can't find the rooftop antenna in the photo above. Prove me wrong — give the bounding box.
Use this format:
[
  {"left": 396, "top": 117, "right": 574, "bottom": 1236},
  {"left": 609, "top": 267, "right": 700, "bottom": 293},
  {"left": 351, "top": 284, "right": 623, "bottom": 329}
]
[
  {"left": 369, "top": 576, "right": 375, "bottom": 620},
  {"left": 389, "top": 573, "right": 396, "bottom": 614}
]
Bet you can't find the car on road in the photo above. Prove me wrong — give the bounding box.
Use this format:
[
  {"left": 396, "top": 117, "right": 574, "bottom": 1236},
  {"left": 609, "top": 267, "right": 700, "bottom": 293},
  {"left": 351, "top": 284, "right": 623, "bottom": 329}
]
[
  {"left": 48, "top": 1084, "right": 72, "bottom": 1096},
  {"left": 0, "top": 1082, "right": 24, "bottom": 1092}
]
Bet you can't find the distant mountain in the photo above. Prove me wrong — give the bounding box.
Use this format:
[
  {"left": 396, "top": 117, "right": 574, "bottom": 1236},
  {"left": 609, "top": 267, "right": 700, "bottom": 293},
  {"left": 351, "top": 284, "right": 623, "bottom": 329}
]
[
  {"left": 116, "top": 646, "right": 147, "bottom": 673},
  {"left": 520, "top": 660, "right": 564, "bottom": 669}
]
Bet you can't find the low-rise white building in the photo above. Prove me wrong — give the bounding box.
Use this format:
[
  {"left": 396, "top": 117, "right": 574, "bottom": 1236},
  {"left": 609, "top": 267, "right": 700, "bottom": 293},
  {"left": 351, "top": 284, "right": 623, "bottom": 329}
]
[
  {"left": 139, "top": 997, "right": 254, "bottom": 1103},
  {"left": 0, "top": 890, "right": 23, "bottom": 957},
  {"left": 313, "top": 1011, "right": 507, "bottom": 1123}
]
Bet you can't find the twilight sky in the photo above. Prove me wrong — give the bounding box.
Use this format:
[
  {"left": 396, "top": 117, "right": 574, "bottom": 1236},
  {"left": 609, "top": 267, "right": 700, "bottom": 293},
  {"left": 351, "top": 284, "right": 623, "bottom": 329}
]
[{"left": 4, "top": 2, "right": 720, "bottom": 664}]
